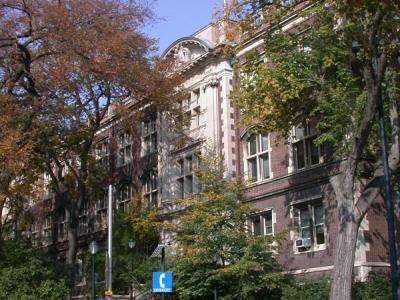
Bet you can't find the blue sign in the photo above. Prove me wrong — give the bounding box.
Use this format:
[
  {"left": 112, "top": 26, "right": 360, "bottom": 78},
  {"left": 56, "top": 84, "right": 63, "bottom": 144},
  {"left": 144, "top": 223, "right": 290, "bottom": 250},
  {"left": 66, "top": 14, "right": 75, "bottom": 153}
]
[{"left": 152, "top": 272, "right": 173, "bottom": 293}]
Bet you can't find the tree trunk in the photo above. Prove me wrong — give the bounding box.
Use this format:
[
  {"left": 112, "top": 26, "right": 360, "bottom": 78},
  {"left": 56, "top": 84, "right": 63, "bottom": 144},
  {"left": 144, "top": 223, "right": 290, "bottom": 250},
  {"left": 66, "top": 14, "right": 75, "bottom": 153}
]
[
  {"left": 330, "top": 213, "right": 360, "bottom": 299},
  {"left": 330, "top": 174, "right": 361, "bottom": 300},
  {"left": 0, "top": 197, "right": 4, "bottom": 241},
  {"left": 65, "top": 205, "right": 78, "bottom": 293}
]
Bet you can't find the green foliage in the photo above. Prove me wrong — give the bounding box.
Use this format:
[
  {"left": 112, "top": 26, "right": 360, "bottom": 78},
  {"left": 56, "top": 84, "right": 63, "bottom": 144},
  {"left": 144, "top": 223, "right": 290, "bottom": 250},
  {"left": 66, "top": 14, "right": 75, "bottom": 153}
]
[
  {"left": 352, "top": 274, "right": 392, "bottom": 300},
  {"left": 172, "top": 155, "right": 288, "bottom": 300},
  {"left": 84, "top": 210, "right": 160, "bottom": 296},
  {"left": 0, "top": 238, "right": 68, "bottom": 300},
  {"left": 231, "top": 1, "right": 400, "bottom": 160},
  {"left": 282, "top": 278, "right": 331, "bottom": 300},
  {"left": 281, "top": 274, "right": 392, "bottom": 300}
]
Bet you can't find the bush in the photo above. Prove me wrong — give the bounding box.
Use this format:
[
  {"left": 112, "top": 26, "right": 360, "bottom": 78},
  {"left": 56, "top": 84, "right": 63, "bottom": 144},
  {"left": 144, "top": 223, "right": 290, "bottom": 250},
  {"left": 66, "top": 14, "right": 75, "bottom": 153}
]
[
  {"left": 281, "top": 274, "right": 392, "bottom": 300},
  {"left": 0, "top": 238, "right": 68, "bottom": 300},
  {"left": 281, "top": 278, "right": 330, "bottom": 300},
  {"left": 353, "top": 274, "right": 391, "bottom": 300}
]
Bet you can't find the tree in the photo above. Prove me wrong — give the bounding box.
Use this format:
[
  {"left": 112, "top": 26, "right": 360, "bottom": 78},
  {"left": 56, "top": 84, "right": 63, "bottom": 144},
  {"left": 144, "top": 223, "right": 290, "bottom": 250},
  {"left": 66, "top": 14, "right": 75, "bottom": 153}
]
[
  {"left": 172, "top": 155, "right": 287, "bottom": 300},
  {"left": 84, "top": 204, "right": 161, "bottom": 297},
  {"left": 0, "top": 238, "right": 68, "bottom": 299},
  {"left": 0, "top": 96, "right": 38, "bottom": 241},
  {"left": 223, "top": 1, "right": 400, "bottom": 299},
  {"left": 0, "top": 0, "right": 180, "bottom": 289}
]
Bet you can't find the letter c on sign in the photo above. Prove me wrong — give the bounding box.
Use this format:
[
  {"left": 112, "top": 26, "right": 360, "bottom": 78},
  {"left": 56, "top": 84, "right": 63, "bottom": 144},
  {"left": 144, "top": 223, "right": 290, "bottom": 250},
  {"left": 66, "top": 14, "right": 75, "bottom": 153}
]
[{"left": 159, "top": 272, "right": 166, "bottom": 289}]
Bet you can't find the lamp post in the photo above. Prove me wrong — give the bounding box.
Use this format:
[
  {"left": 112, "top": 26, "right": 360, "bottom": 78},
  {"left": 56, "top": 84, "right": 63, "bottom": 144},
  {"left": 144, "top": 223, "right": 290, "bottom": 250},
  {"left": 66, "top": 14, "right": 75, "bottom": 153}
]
[
  {"left": 352, "top": 40, "right": 399, "bottom": 299},
  {"left": 128, "top": 239, "right": 136, "bottom": 300},
  {"left": 374, "top": 55, "right": 399, "bottom": 299},
  {"left": 89, "top": 240, "right": 98, "bottom": 300}
]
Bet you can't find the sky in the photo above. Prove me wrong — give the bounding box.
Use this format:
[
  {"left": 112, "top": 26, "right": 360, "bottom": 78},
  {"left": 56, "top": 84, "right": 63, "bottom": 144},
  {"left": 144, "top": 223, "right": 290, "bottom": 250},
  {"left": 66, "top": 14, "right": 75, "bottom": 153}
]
[{"left": 144, "top": 0, "right": 223, "bottom": 55}]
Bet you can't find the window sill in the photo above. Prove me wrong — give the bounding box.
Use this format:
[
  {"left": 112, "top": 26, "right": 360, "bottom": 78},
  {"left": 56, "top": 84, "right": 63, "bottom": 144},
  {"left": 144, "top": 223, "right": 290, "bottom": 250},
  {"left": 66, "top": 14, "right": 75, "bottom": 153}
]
[
  {"left": 294, "top": 245, "right": 326, "bottom": 255},
  {"left": 289, "top": 162, "right": 324, "bottom": 174},
  {"left": 245, "top": 176, "right": 274, "bottom": 187}
]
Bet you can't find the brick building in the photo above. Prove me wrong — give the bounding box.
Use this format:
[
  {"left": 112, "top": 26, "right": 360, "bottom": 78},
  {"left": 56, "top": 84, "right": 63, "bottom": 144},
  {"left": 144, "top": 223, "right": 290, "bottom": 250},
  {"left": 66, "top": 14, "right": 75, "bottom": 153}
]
[
  {"left": 26, "top": 3, "right": 399, "bottom": 290},
  {"left": 156, "top": 9, "right": 400, "bottom": 281}
]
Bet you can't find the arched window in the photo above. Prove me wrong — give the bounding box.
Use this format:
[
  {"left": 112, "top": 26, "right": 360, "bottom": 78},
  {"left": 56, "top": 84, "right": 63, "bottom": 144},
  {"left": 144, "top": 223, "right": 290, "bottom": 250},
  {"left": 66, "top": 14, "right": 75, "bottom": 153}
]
[{"left": 245, "top": 132, "right": 271, "bottom": 182}]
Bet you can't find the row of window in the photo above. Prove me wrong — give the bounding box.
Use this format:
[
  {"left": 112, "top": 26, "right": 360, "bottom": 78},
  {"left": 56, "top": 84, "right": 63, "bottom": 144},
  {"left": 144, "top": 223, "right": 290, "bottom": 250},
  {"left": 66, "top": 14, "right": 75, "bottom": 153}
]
[
  {"left": 35, "top": 177, "right": 159, "bottom": 245},
  {"left": 244, "top": 124, "right": 323, "bottom": 183},
  {"left": 33, "top": 200, "right": 325, "bottom": 253},
  {"left": 95, "top": 118, "right": 158, "bottom": 169},
  {"left": 249, "top": 201, "right": 326, "bottom": 251}
]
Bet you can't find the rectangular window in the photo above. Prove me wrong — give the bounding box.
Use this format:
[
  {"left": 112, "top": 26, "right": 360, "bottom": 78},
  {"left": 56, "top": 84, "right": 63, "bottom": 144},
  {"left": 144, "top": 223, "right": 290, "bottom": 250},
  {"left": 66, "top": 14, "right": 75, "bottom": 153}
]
[
  {"left": 78, "top": 202, "right": 88, "bottom": 235},
  {"left": 265, "top": 211, "right": 273, "bottom": 235},
  {"left": 253, "top": 217, "right": 261, "bottom": 235},
  {"left": 193, "top": 89, "right": 200, "bottom": 105},
  {"left": 96, "top": 194, "right": 107, "bottom": 230},
  {"left": 176, "top": 153, "right": 200, "bottom": 199},
  {"left": 31, "top": 221, "right": 39, "bottom": 247},
  {"left": 42, "top": 215, "right": 52, "bottom": 245},
  {"left": 293, "top": 123, "right": 321, "bottom": 170},
  {"left": 193, "top": 107, "right": 201, "bottom": 128},
  {"left": 294, "top": 202, "right": 325, "bottom": 250},
  {"left": 95, "top": 140, "right": 109, "bottom": 169},
  {"left": 58, "top": 210, "right": 67, "bottom": 241},
  {"left": 249, "top": 136, "right": 257, "bottom": 155},
  {"left": 117, "top": 132, "right": 132, "bottom": 166},
  {"left": 260, "top": 154, "right": 270, "bottom": 179},
  {"left": 142, "top": 172, "right": 158, "bottom": 208},
  {"left": 142, "top": 118, "right": 157, "bottom": 156},
  {"left": 245, "top": 133, "right": 271, "bottom": 182},
  {"left": 178, "top": 159, "right": 184, "bottom": 176},
  {"left": 313, "top": 204, "right": 325, "bottom": 245},
  {"left": 177, "top": 178, "right": 184, "bottom": 199},
  {"left": 248, "top": 158, "right": 257, "bottom": 180},
  {"left": 249, "top": 210, "right": 274, "bottom": 236},
  {"left": 117, "top": 184, "right": 132, "bottom": 212},
  {"left": 261, "top": 134, "right": 269, "bottom": 152}
]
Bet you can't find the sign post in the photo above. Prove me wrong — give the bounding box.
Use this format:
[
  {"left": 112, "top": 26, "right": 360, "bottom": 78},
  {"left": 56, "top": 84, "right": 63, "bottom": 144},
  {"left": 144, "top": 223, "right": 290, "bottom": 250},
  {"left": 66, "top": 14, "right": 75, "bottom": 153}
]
[
  {"left": 151, "top": 244, "right": 172, "bottom": 298},
  {"left": 152, "top": 272, "right": 173, "bottom": 293}
]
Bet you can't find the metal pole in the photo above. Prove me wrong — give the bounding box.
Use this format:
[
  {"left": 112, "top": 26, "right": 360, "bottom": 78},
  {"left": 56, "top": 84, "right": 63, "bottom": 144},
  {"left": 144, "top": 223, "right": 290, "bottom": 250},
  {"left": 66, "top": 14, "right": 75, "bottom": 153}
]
[
  {"left": 375, "top": 57, "right": 399, "bottom": 300},
  {"left": 214, "top": 287, "right": 217, "bottom": 300},
  {"left": 92, "top": 254, "right": 96, "bottom": 300},
  {"left": 161, "top": 247, "right": 165, "bottom": 300},
  {"left": 106, "top": 184, "right": 113, "bottom": 299},
  {"left": 130, "top": 249, "right": 133, "bottom": 300}
]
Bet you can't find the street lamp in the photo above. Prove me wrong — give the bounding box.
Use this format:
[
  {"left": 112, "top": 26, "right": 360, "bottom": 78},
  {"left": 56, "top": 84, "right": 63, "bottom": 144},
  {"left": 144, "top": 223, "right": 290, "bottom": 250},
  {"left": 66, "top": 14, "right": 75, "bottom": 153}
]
[
  {"left": 89, "top": 240, "right": 98, "bottom": 300},
  {"left": 128, "top": 239, "right": 136, "bottom": 300},
  {"left": 352, "top": 40, "right": 399, "bottom": 299}
]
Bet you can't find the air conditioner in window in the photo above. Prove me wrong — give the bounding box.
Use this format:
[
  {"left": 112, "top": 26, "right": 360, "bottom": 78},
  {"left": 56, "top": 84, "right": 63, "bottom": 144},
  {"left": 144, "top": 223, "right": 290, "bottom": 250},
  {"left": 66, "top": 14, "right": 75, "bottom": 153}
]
[{"left": 295, "top": 238, "right": 312, "bottom": 249}]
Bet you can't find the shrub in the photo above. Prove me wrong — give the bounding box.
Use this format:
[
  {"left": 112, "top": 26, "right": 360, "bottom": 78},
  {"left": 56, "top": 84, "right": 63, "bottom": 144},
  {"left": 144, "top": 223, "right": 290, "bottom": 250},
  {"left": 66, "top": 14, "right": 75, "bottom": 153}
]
[
  {"left": 281, "top": 278, "right": 330, "bottom": 300},
  {"left": 353, "top": 274, "right": 391, "bottom": 300},
  {"left": 0, "top": 238, "right": 68, "bottom": 300}
]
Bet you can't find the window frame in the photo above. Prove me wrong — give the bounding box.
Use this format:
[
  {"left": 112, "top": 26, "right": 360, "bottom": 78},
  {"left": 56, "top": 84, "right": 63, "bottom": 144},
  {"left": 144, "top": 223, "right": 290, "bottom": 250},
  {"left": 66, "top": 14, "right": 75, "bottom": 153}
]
[
  {"left": 142, "top": 118, "right": 157, "bottom": 156},
  {"left": 117, "top": 131, "right": 132, "bottom": 166},
  {"left": 78, "top": 202, "right": 88, "bottom": 235},
  {"left": 293, "top": 201, "right": 326, "bottom": 252},
  {"left": 249, "top": 210, "right": 274, "bottom": 236},
  {"left": 117, "top": 184, "right": 133, "bottom": 213},
  {"left": 142, "top": 171, "right": 158, "bottom": 208},
  {"left": 58, "top": 210, "right": 67, "bottom": 242},
  {"left": 245, "top": 132, "right": 271, "bottom": 182},
  {"left": 95, "top": 139, "right": 109, "bottom": 169},
  {"left": 42, "top": 215, "right": 52, "bottom": 245},
  {"left": 176, "top": 153, "right": 200, "bottom": 199},
  {"left": 292, "top": 122, "right": 322, "bottom": 171},
  {"left": 96, "top": 194, "right": 107, "bottom": 230}
]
